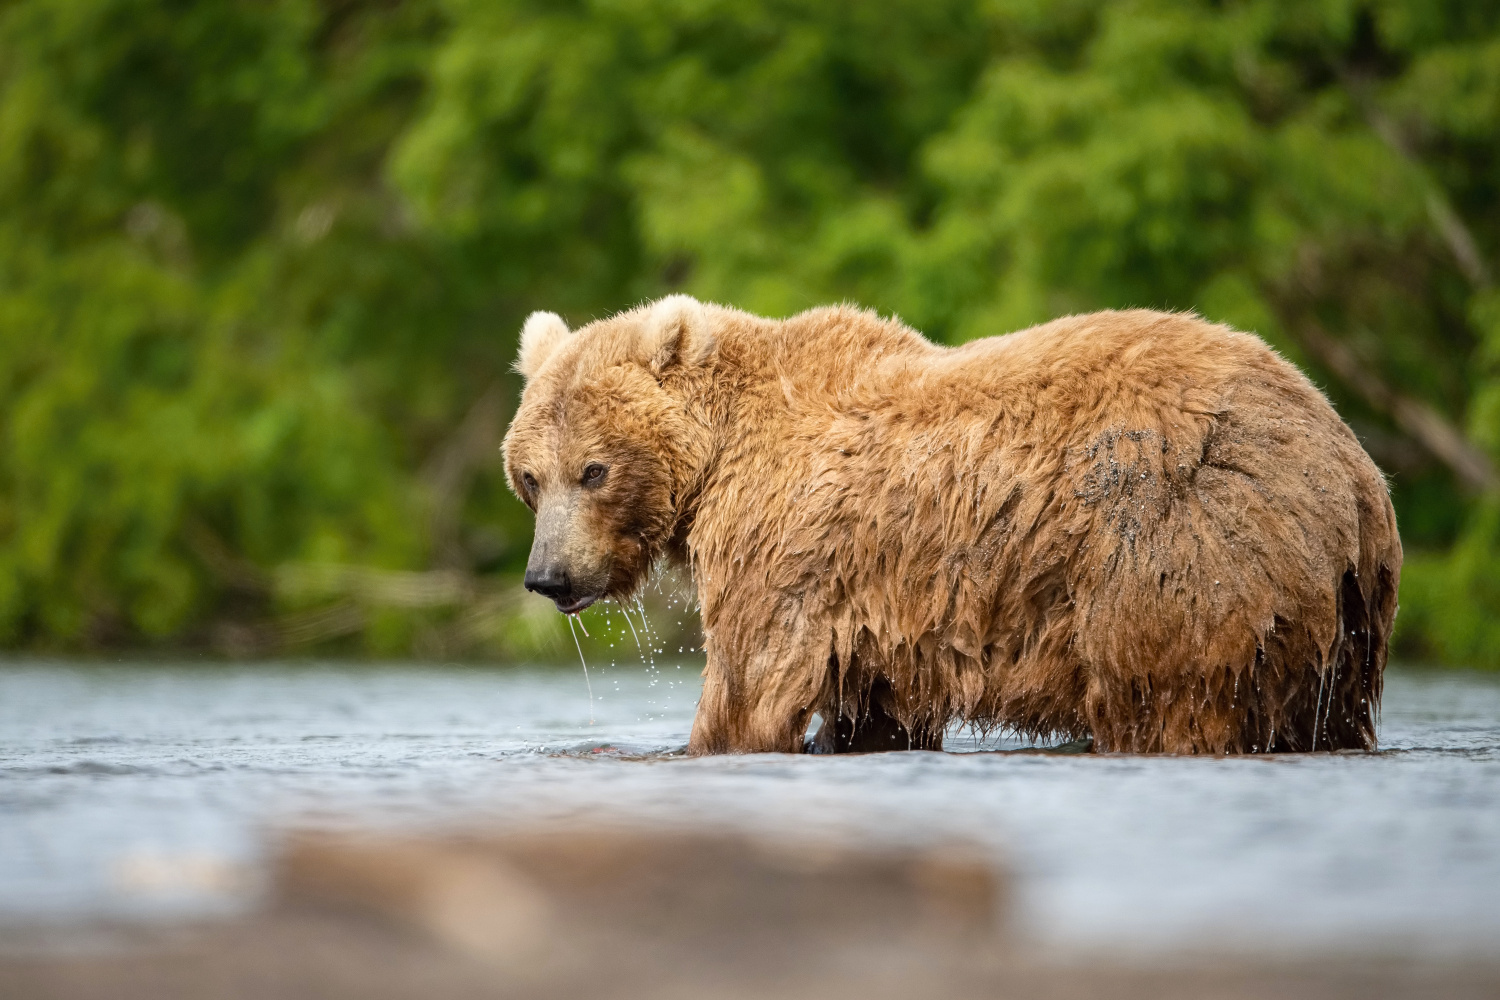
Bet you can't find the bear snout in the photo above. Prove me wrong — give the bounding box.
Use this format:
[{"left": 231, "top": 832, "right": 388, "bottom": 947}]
[
  {"left": 523, "top": 564, "right": 573, "bottom": 603},
  {"left": 523, "top": 565, "right": 600, "bottom": 614}
]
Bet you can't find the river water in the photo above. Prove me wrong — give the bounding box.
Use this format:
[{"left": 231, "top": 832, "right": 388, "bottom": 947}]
[{"left": 1, "top": 659, "right": 1497, "bottom": 957}]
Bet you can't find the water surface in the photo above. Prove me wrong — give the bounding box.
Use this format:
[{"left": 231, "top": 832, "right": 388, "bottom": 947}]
[{"left": 1, "top": 660, "right": 1497, "bottom": 956}]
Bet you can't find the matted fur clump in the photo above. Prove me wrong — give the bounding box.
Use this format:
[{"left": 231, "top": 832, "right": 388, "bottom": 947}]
[{"left": 502, "top": 297, "right": 1401, "bottom": 755}]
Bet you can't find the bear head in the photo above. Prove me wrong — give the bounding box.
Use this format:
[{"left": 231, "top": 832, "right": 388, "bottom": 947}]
[{"left": 501, "top": 296, "right": 716, "bottom": 614}]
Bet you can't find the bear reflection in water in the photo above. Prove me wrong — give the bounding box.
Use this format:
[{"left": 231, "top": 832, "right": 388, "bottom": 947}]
[{"left": 502, "top": 296, "right": 1400, "bottom": 755}]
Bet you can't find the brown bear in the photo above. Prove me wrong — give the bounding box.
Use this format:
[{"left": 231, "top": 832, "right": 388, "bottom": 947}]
[{"left": 502, "top": 296, "right": 1401, "bottom": 755}]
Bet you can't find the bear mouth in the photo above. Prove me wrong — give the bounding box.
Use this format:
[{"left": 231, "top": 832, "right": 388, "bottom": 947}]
[{"left": 554, "top": 594, "right": 599, "bottom": 615}]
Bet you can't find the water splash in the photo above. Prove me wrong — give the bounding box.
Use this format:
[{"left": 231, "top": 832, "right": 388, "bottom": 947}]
[
  {"left": 1311, "top": 664, "right": 1327, "bottom": 752},
  {"left": 567, "top": 614, "right": 595, "bottom": 725},
  {"left": 634, "top": 596, "right": 659, "bottom": 662},
  {"left": 620, "top": 601, "right": 645, "bottom": 660}
]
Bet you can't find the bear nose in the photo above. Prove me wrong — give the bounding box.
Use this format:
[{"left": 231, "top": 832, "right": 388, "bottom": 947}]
[{"left": 524, "top": 566, "right": 573, "bottom": 602}]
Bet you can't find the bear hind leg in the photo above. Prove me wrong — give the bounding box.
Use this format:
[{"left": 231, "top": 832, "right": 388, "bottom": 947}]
[{"left": 1264, "top": 567, "right": 1387, "bottom": 752}]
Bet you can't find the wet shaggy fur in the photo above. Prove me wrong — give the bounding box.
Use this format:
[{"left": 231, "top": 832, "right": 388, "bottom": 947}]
[{"left": 502, "top": 298, "right": 1401, "bottom": 755}]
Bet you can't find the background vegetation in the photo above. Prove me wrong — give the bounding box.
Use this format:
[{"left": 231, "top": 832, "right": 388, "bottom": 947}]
[{"left": 1, "top": 0, "right": 1497, "bottom": 665}]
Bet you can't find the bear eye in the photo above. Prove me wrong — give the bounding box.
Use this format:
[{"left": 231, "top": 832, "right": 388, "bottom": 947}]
[
  {"left": 581, "top": 463, "right": 608, "bottom": 487},
  {"left": 521, "top": 472, "right": 538, "bottom": 494}
]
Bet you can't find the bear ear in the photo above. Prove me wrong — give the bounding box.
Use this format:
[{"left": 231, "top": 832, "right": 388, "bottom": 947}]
[
  {"left": 642, "top": 294, "right": 713, "bottom": 377},
  {"left": 514, "top": 311, "right": 571, "bottom": 380}
]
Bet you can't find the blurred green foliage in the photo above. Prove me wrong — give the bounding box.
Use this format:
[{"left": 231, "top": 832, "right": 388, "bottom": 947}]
[{"left": 0, "top": 0, "right": 1497, "bottom": 664}]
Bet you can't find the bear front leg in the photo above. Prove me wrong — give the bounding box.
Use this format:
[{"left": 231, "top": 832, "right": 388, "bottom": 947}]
[
  {"left": 687, "top": 659, "right": 738, "bottom": 754},
  {"left": 688, "top": 645, "right": 819, "bottom": 755}
]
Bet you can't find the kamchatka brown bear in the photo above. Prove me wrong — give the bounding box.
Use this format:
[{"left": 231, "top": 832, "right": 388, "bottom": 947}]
[{"left": 502, "top": 296, "right": 1401, "bottom": 755}]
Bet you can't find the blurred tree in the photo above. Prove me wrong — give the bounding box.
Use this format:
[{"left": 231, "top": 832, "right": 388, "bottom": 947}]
[
  {"left": 0, "top": 0, "right": 1496, "bottom": 664},
  {"left": 0, "top": 0, "right": 499, "bottom": 653}
]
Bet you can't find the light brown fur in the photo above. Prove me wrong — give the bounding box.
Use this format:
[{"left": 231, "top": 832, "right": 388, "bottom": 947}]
[{"left": 503, "top": 298, "right": 1401, "bottom": 755}]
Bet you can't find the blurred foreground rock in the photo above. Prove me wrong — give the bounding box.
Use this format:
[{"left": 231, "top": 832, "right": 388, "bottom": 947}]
[
  {"left": 278, "top": 826, "right": 999, "bottom": 969},
  {"left": 4, "top": 824, "right": 1499, "bottom": 1000}
]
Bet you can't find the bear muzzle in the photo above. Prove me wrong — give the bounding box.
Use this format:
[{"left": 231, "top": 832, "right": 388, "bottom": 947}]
[
  {"left": 523, "top": 565, "right": 598, "bottom": 614},
  {"left": 523, "top": 494, "right": 615, "bottom": 614}
]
